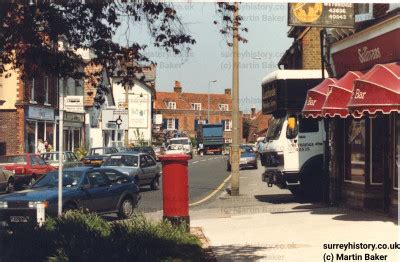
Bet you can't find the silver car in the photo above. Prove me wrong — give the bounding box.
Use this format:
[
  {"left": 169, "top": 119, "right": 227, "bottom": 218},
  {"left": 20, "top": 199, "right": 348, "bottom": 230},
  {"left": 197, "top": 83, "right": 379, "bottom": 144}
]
[{"left": 102, "top": 152, "right": 161, "bottom": 190}]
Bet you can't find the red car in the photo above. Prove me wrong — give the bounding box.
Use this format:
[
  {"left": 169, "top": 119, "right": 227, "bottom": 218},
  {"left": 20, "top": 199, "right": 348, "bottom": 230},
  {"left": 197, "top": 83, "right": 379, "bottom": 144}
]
[{"left": 0, "top": 154, "right": 56, "bottom": 186}]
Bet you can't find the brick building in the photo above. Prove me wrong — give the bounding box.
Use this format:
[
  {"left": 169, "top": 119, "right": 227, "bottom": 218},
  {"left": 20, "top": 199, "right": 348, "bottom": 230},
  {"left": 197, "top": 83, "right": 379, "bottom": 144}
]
[
  {"left": 154, "top": 81, "right": 241, "bottom": 144},
  {"left": 0, "top": 69, "right": 59, "bottom": 155},
  {"left": 244, "top": 107, "right": 272, "bottom": 143}
]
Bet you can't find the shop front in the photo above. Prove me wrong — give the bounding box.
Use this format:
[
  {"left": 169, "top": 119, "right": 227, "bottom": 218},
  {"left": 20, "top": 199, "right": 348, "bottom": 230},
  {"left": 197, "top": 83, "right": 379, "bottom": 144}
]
[
  {"left": 63, "top": 112, "right": 85, "bottom": 152},
  {"left": 26, "top": 105, "right": 56, "bottom": 154},
  {"left": 326, "top": 14, "right": 400, "bottom": 216}
]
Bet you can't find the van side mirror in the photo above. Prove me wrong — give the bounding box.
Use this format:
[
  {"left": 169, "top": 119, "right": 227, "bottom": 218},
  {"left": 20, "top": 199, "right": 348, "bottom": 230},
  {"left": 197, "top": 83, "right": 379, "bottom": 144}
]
[{"left": 286, "top": 116, "right": 298, "bottom": 139}]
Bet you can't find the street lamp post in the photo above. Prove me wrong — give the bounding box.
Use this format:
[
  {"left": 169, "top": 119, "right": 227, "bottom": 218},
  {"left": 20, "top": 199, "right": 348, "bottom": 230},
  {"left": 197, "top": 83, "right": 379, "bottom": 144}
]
[
  {"left": 230, "top": 2, "right": 240, "bottom": 196},
  {"left": 57, "top": 77, "right": 65, "bottom": 216},
  {"left": 208, "top": 80, "right": 217, "bottom": 122}
]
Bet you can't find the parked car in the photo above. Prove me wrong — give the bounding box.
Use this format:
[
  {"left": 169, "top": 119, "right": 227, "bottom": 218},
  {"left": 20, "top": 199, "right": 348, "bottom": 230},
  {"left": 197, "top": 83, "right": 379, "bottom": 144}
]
[
  {"left": 165, "top": 145, "right": 186, "bottom": 155},
  {"left": 0, "top": 167, "right": 18, "bottom": 193},
  {"left": 0, "top": 166, "right": 140, "bottom": 224},
  {"left": 82, "top": 147, "right": 118, "bottom": 166},
  {"left": 41, "top": 151, "right": 82, "bottom": 169},
  {"left": 0, "top": 154, "right": 56, "bottom": 186},
  {"left": 102, "top": 152, "right": 161, "bottom": 190},
  {"left": 226, "top": 145, "right": 258, "bottom": 171},
  {"left": 123, "top": 146, "right": 157, "bottom": 160}
]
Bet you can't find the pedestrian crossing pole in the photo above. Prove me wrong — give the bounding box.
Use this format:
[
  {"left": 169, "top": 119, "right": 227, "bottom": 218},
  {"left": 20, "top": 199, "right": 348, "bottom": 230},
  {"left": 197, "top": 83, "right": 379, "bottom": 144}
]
[{"left": 230, "top": 2, "right": 240, "bottom": 196}]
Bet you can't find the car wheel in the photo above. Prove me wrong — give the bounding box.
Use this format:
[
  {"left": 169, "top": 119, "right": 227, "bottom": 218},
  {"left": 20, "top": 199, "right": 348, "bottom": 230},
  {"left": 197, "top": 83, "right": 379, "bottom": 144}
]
[
  {"left": 6, "top": 178, "right": 15, "bottom": 193},
  {"left": 150, "top": 176, "right": 160, "bottom": 190},
  {"left": 227, "top": 163, "right": 231, "bottom": 172},
  {"left": 118, "top": 197, "right": 135, "bottom": 219},
  {"left": 254, "top": 162, "right": 258, "bottom": 169}
]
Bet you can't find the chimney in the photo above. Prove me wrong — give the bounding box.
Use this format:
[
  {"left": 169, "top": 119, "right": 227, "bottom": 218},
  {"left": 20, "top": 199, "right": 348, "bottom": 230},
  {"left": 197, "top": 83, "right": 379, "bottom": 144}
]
[
  {"left": 224, "top": 88, "right": 231, "bottom": 95},
  {"left": 251, "top": 106, "right": 256, "bottom": 118},
  {"left": 174, "top": 80, "right": 182, "bottom": 93}
]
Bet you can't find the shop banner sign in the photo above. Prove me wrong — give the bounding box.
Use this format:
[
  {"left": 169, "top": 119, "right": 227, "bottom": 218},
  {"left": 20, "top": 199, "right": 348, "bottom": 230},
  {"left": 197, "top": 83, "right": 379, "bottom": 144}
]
[
  {"left": 64, "top": 96, "right": 84, "bottom": 113},
  {"left": 129, "top": 94, "right": 149, "bottom": 128},
  {"left": 332, "top": 28, "right": 400, "bottom": 76},
  {"left": 64, "top": 112, "right": 85, "bottom": 123},
  {"left": 102, "top": 109, "right": 128, "bottom": 130},
  {"left": 288, "top": 3, "right": 354, "bottom": 28},
  {"left": 28, "top": 106, "right": 54, "bottom": 121}
]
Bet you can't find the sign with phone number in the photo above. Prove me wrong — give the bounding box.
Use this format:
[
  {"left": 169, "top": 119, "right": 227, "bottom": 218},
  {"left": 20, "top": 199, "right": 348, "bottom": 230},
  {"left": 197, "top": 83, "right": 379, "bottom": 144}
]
[{"left": 288, "top": 3, "right": 354, "bottom": 29}]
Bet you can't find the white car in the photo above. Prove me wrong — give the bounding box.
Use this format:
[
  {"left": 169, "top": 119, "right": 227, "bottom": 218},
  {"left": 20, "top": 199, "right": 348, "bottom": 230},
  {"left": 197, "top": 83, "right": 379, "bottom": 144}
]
[
  {"left": 165, "top": 145, "right": 186, "bottom": 155},
  {"left": 169, "top": 137, "right": 193, "bottom": 158}
]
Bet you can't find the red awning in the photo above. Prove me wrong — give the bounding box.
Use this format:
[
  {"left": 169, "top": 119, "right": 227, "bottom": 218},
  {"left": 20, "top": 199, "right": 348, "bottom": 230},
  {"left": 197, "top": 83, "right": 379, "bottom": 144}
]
[
  {"left": 302, "top": 78, "right": 337, "bottom": 118},
  {"left": 322, "top": 71, "right": 364, "bottom": 118},
  {"left": 348, "top": 62, "right": 400, "bottom": 117}
]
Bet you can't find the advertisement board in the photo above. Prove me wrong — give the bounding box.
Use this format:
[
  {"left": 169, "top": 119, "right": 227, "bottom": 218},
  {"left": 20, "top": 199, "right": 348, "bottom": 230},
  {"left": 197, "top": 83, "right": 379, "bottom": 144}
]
[
  {"left": 64, "top": 96, "right": 84, "bottom": 113},
  {"left": 129, "top": 94, "right": 149, "bottom": 128},
  {"left": 288, "top": 3, "right": 354, "bottom": 28}
]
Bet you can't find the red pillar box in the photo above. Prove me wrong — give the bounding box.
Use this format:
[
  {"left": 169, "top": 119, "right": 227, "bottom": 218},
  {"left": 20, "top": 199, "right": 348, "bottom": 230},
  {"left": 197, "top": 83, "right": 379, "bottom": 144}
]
[{"left": 158, "top": 154, "right": 190, "bottom": 228}]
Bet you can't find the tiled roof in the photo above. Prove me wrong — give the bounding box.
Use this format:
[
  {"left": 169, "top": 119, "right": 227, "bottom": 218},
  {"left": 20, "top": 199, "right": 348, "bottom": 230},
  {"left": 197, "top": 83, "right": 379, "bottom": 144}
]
[{"left": 155, "top": 91, "right": 232, "bottom": 111}]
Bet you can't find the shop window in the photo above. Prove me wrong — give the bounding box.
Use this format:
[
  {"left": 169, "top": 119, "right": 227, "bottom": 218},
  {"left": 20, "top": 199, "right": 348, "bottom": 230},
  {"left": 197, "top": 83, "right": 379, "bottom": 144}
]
[
  {"left": 394, "top": 116, "right": 400, "bottom": 190},
  {"left": 30, "top": 78, "right": 36, "bottom": 103},
  {"left": 44, "top": 76, "right": 49, "bottom": 104},
  {"left": 46, "top": 122, "right": 54, "bottom": 150},
  {"left": 345, "top": 118, "right": 366, "bottom": 184},
  {"left": 370, "top": 118, "right": 384, "bottom": 185},
  {"left": 73, "top": 129, "right": 80, "bottom": 150}
]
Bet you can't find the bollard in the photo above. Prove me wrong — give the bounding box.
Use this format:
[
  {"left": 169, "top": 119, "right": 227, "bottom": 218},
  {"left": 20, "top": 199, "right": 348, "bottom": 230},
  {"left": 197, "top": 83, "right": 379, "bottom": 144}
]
[{"left": 158, "top": 154, "right": 190, "bottom": 229}]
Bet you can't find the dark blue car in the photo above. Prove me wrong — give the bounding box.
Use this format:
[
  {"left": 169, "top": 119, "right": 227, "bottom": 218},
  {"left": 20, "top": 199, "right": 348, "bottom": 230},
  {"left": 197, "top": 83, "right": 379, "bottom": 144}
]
[{"left": 0, "top": 166, "right": 140, "bottom": 224}]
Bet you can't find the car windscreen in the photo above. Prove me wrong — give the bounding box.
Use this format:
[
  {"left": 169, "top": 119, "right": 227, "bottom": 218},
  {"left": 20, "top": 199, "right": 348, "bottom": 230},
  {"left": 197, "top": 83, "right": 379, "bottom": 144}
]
[
  {"left": 0, "top": 155, "right": 27, "bottom": 164},
  {"left": 103, "top": 155, "right": 139, "bottom": 167},
  {"left": 266, "top": 116, "right": 285, "bottom": 141},
  {"left": 42, "top": 153, "right": 63, "bottom": 161},
  {"left": 90, "top": 148, "right": 104, "bottom": 155},
  {"left": 170, "top": 139, "right": 189, "bottom": 145},
  {"left": 32, "top": 171, "right": 83, "bottom": 188}
]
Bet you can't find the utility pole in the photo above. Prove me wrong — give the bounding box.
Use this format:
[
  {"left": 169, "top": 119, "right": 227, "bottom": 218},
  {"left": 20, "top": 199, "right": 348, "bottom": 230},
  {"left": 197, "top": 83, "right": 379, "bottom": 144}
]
[
  {"left": 208, "top": 80, "right": 217, "bottom": 122},
  {"left": 230, "top": 2, "right": 240, "bottom": 196},
  {"left": 57, "top": 77, "right": 64, "bottom": 216}
]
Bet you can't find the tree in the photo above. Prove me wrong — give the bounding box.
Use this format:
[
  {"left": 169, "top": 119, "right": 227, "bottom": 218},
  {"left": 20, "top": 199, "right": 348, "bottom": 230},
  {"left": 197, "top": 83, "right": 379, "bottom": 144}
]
[{"left": 0, "top": 2, "right": 247, "bottom": 107}]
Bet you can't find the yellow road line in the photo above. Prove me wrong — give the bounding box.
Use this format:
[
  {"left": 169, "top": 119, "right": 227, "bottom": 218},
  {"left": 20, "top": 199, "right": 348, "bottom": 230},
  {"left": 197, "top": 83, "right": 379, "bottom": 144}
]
[{"left": 189, "top": 174, "right": 232, "bottom": 207}]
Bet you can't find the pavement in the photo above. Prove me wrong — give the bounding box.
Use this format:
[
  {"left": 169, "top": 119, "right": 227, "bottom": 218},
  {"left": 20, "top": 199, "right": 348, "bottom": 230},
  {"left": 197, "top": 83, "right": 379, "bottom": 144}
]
[{"left": 188, "top": 161, "right": 399, "bottom": 262}]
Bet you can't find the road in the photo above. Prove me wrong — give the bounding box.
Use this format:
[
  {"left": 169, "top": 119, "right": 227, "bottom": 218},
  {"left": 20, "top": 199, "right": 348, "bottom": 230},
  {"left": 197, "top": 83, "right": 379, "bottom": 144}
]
[{"left": 137, "top": 154, "right": 230, "bottom": 213}]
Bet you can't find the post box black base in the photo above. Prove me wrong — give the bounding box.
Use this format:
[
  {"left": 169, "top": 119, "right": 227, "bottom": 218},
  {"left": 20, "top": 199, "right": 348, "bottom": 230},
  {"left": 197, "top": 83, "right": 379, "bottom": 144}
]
[{"left": 163, "top": 216, "right": 190, "bottom": 231}]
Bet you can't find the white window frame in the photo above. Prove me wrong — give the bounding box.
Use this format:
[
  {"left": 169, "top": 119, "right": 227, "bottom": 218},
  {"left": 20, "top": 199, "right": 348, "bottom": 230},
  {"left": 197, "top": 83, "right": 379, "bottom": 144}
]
[
  {"left": 219, "top": 104, "right": 229, "bottom": 111},
  {"left": 225, "top": 138, "right": 232, "bottom": 144},
  {"left": 199, "top": 119, "right": 207, "bottom": 125},
  {"left": 30, "top": 78, "right": 37, "bottom": 103},
  {"left": 191, "top": 103, "right": 201, "bottom": 110},
  {"left": 167, "top": 118, "right": 175, "bottom": 130},
  {"left": 167, "top": 101, "right": 176, "bottom": 109},
  {"left": 44, "top": 76, "right": 50, "bottom": 105},
  {"left": 224, "top": 119, "right": 232, "bottom": 131},
  {"left": 355, "top": 3, "right": 373, "bottom": 22}
]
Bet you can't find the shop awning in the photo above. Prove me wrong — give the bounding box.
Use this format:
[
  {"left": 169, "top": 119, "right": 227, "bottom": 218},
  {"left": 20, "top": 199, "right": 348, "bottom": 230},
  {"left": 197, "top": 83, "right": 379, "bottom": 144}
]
[
  {"left": 302, "top": 78, "right": 337, "bottom": 118},
  {"left": 322, "top": 71, "right": 364, "bottom": 118},
  {"left": 348, "top": 62, "right": 400, "bottom": 117}
]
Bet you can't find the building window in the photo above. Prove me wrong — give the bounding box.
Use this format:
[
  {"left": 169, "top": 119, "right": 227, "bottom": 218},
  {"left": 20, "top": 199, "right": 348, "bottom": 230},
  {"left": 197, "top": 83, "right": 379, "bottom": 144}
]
[
  {"left": 191, "top": 103, "right": 201, "bottom": 110},
  {"left": 345, "top": 118, "right": 366, "bottom": 184},
  {"left": 30, "top": 78, "right": 36, "bottom": 102},
  {"left": 225, "top": 138, "right": 232, "bottom": 144},
  {"left": 167, "top": 101, "right": 176, "bottom": 109},
  {"left": 44, "top": 76, "right": 49, "bottom": 104},
  {"left": 223, "top": 119, "right": 232, "bottom": 131},
  {"left": 394, "top": 115, "right": 400, "bottom": 190},
  {"left": 219, "top": 104, "right": 229, "bottom": 111},
  {"left": 167, "top": 118, "right": 175, "bottom": 130}
]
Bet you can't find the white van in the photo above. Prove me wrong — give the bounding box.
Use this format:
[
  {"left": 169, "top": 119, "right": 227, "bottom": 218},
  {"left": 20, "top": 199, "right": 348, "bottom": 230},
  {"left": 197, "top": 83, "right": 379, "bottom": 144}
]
[{"left": 169, "top": 137, "right": 193, "bottom": 158}]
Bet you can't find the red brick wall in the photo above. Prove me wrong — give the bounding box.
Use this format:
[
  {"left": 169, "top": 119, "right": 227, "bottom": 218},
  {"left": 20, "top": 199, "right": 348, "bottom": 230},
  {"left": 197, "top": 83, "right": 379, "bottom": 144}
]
[
  {"left": 0, "top": 110, "right": 23, "bottom": 155},
  {"left": 302, "top": 27, "right": 322, "bottom": 70}
]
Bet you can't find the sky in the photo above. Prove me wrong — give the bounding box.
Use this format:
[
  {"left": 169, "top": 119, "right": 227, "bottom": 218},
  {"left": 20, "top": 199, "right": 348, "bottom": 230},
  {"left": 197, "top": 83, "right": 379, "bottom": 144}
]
[{"left": 114, "top": 2, "right": 292, "bottom": 113}]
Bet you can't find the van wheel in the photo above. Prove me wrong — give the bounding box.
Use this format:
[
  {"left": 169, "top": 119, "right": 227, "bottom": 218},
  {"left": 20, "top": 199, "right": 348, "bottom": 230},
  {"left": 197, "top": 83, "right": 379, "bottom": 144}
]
[{"left": 6, "top": 178, "right": 15, "bottom": 193}]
